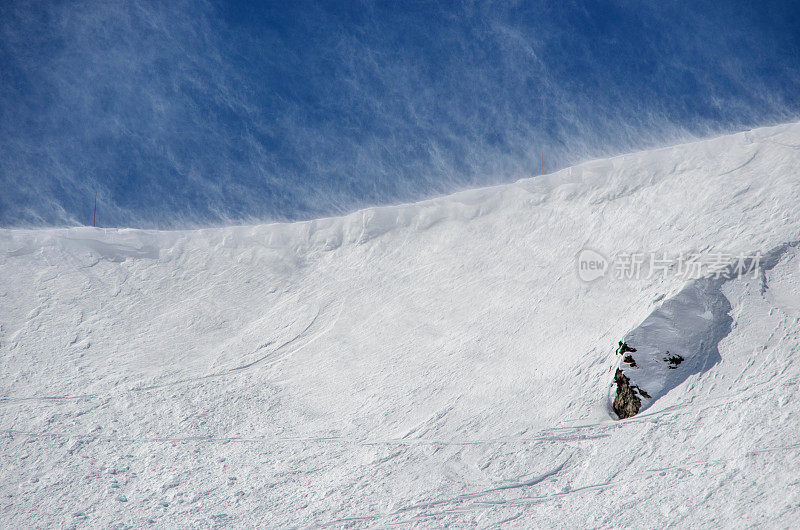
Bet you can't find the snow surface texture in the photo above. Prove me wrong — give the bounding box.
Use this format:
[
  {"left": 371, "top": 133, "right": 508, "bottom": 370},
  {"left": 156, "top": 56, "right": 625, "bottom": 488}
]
[{"left": 2, "top": 123, "right": 800, "bottom": 526}]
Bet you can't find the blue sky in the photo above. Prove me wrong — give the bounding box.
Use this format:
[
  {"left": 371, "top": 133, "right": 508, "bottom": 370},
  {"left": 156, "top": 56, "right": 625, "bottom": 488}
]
[{"left": 1, "top": 0, "right": 799, "bottom": 228}]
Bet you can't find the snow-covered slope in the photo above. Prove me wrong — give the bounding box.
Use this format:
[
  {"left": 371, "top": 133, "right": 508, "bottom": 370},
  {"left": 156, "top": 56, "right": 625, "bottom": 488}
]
[{"left": 2, "top": 123, "right": 800, "bottom": 527}]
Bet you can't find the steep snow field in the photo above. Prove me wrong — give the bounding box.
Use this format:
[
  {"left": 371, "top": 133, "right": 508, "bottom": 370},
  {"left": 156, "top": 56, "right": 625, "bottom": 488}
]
[{"left": 2, "top": 123, "right": 800, "bottom": 527}]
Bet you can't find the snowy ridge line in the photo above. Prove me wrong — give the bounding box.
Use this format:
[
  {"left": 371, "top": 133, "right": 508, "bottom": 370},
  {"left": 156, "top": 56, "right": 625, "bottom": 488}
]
[
  {"left": 612, "top": 239, "right": 800, "bottom": 418},
  {"left": 1, "top": 123, "right": 794, "bottom": 256}
]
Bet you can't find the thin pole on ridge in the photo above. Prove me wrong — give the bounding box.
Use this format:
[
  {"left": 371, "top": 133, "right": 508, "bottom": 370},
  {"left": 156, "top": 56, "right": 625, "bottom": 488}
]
[{"left": 93, "top": 192, "right": 97, "bottom": 227}]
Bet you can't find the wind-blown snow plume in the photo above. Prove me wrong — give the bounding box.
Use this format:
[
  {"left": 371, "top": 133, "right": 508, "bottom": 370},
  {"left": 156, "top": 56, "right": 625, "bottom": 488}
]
[{"left": 1, "top": 0, "right": 799, "bottom": 227}]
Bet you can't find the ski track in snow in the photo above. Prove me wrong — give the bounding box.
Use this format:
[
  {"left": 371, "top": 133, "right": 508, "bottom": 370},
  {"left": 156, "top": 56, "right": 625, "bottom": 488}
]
[{"left": 2, "top": 122, "right": 800, "bottom": 527}]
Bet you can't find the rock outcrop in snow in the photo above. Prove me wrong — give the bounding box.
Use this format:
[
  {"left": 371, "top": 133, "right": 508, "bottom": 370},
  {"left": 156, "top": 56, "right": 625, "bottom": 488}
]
[
  {"left": 612, "top": 368, "right": 641, "bottom": 419},
  {"left": 611, "top": 241, "right": 800, "bottom": 419}
]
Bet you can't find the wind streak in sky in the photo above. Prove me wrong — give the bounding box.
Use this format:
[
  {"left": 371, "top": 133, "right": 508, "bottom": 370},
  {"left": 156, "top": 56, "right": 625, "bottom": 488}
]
[{"left": 1, "top": 0, "right": 798, "bottom": 227}]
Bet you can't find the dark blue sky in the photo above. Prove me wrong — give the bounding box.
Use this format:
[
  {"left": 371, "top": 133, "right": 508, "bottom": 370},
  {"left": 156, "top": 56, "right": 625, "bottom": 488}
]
[{"left": 1, "top": 0, "right": 799, "bottom": 227}]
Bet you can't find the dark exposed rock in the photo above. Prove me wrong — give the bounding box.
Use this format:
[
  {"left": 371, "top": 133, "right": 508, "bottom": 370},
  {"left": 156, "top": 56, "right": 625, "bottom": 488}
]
[
  {"left": 616, "top": 341, "right": 637, "bottom": 355},
  {"left": 617, "top": 341, "right": 638, "bottom": 367},
  {"left": 611, "top": 341, "right": 649, "bottom": 418},
  {"left": 663, "top": 351, "right": 684, "bottom": 369},
  {"left": 613, "top": 368, "right": 641, "bottom": 419}
]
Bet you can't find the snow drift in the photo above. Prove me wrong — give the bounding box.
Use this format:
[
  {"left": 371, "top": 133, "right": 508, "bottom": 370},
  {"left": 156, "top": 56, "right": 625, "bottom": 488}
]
[{"left": 2, "top": 123, "right": 800, "bottom": 527}]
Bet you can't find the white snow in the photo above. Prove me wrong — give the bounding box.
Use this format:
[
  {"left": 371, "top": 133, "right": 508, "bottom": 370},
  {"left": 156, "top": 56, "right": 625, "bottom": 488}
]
[{"left": 2, "top": 122, "right": 800, "bottom": 527}]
